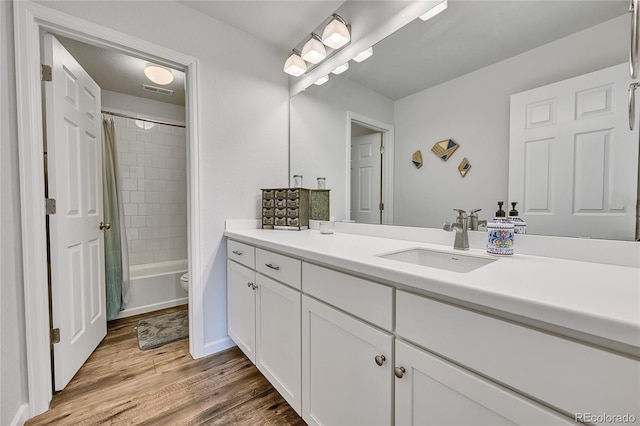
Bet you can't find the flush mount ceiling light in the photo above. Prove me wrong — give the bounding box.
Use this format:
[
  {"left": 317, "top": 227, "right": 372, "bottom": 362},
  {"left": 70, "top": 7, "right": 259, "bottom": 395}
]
[
  {"left": 419, "top": 0, "right": 448, "bottom": 21},
  {"left": 301, "top": 33, "right": 327, "bottom": 64},
  {"left": 144, "top": 65, "right": 174, "bottom": 85},
  {"left": 332, "top": 62, "right": 349, "bottom": 75},
  {"left": 322, "top": 14, "right": 350, "bottom": 49},
  {"left": 314, "top": 75, "right": 329, "bottom": 86},
  {"left": 284, "top": 49, "right": 307, "bottom": 76},
  {"left": 352, "top": 47, "right": 373, "bottom": 63}
]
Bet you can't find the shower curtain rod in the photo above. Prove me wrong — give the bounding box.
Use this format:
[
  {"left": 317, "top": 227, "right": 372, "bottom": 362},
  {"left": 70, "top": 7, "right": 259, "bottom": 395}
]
[{"left": 101, "top": 110, "right": 186, "bottom": 129}]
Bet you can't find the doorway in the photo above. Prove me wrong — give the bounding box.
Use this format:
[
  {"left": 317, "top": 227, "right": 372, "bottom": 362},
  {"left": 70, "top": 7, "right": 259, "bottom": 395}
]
[
  {"left": 14, "top": 2, "right": 202, "bottom": 416},
  {"left": 346, "top": 112, "right": 395, "bottom": 225}
]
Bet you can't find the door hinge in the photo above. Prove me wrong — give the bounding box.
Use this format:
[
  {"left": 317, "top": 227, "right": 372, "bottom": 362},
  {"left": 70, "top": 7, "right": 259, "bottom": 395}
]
[
  {"left": 379, "top": 203, "right": 385, "bottom": 211},
  {"left": 45, "top": 198, "right": 56, "bottom": 215},
  {"left": 380, "top": 144, "right": 385, "bottom": 155},
  {"left": 41, "top": 64, "right": 52, "bottom": 82},
  {"left": 50, "top": 328, "right": 60, "bottom": 344}
]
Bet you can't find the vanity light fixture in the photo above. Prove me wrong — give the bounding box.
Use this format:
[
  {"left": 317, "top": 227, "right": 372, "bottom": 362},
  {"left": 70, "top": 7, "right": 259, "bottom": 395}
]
[
  {"left": 322, "top": 14, "right": 351, "bottom": 49},
  {"left": 144, "top": 65, "right": 174, "bottom": 85},
  {"left": 284, "top": 49, "right": 308, "bottom": 76},
  {"left": 419, "top": 0, "right": 448, "bottom": 21},
  {"left": 314, "top": 75, "right": 330, "bottom": 86},
  {"left": 352, "top": 47, "right": 373, "bottom": 63},
  {"left": 301, "top": 33, "right": 327, "bottom": 64},
  {"left": 332, "top": 62, "right": 349, "bottom": 75}
]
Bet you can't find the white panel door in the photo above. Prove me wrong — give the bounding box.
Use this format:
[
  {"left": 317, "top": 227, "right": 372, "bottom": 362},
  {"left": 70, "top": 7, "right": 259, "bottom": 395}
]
[
  {"left": 351, "top": 133, "right": 382, "bottom": 224},
  {"left": 302, "top": 295, "right": 393, "bottom": 426},
  {"left": 255, "top": 274, "right": 301, "bottom": 415},
  {"left": 509, "top": 63, "right": 638, "bottom": 240},
  {"left": 395, "top": 340, "right": 573, "bottom": 426},
  {"left": 227, "top": 261, "right": 256, "bottom": 362},
  {"left": 44, "top": 34, "right": 106, "bottom": 391}
]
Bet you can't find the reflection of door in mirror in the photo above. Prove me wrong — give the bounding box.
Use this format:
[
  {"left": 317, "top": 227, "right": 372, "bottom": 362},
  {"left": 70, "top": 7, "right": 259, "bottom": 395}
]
[
  {"left": 509, "top": 62, "right": 638, "bottom": 241},
  {"left": 351, "top": 123, "right": 383, "bottom": 224}
]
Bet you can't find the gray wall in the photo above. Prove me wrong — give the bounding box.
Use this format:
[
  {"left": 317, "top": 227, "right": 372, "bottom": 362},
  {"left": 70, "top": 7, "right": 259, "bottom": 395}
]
[{"left": 1, "top": 0, "right": 29, "bottom": 424}]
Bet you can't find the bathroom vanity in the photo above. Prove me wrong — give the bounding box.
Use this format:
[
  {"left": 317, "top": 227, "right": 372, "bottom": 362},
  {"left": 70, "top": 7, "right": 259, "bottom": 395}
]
[{"left": 224, "top": 224, "right": 639, "bottom": 426}]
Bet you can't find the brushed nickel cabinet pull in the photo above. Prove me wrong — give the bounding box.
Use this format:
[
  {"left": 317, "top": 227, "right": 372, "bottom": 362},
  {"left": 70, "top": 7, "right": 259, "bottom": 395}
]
[
  {"left": 232, "top": 250, "right": 243, "bottom": 255},
  {"left": 394, "top": 366, "right": 406, "bottom": 379},
  {"left": 375, "top": 355, "right": 386, "bottom": 366},
  {"left": 265, "top": 263, "right": 280, "bottom": 271}
]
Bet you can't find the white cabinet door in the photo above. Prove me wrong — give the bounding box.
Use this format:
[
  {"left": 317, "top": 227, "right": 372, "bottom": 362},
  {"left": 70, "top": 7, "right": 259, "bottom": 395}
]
[
  {"left": 302, "top": 295, "right": 393, "bottom": 426},
  {"left": 256, "top": 274, "right": 302, "bottom": 415},
  {"left": 227, "top": 261, "right": 256, "bottom": 362},
  {"left": 395, "top": 340, "right": 573, "bottom": 426}
]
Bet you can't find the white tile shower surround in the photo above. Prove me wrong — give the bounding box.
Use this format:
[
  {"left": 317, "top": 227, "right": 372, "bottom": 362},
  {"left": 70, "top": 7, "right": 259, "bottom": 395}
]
[{"left": 113, "top": 116, "right": 188, "bottom": 265}]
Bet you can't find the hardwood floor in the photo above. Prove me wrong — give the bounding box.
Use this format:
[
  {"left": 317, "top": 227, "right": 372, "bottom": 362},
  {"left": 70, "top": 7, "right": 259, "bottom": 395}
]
[{"left": 27, "top": 306, "right": 306, "bottom": 425}]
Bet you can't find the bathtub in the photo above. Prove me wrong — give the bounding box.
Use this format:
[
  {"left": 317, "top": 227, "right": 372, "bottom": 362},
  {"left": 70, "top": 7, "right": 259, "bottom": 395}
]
[{"left": 114, "top": 259, "right": 188, "bottom": 319}]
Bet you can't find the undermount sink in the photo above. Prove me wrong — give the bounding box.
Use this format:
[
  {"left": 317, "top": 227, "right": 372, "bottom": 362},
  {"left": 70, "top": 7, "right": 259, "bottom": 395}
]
[{"left": 377, "top": 248, "right": 496, "bottom": 273}]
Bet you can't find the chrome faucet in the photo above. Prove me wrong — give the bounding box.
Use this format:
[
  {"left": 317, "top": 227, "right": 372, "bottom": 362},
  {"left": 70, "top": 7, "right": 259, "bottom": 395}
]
[
  {"left": 468, "top": 209, "right": 487, "bottom": 231},
  {"left": 443, "top": 209, "right": 469, "bottom": 250}
]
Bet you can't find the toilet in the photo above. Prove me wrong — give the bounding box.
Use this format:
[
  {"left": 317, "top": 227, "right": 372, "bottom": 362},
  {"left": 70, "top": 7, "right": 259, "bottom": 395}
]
[{"left": 180, "top": 273, "right": 189, "bottom": 293}]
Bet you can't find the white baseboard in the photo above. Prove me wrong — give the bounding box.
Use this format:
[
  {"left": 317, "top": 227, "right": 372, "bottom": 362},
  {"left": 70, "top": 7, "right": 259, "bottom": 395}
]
[
  {"left": 202, "top": 336, "right": 235, "bottom": 357},
  {"left": 11, "top": 403, "right": 29, "bottom": 426},
  {"left": 114, "top": 298, "right": 188, "bottom": 319}
]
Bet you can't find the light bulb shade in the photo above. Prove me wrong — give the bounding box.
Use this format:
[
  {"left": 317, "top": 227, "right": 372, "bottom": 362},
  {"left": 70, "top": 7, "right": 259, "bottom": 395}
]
[
  {"left": 332, "top": 62, "right": 349, "bottom": 75},
  {"left": 144, "top": 65, "right": 174, "bottom": 85},
  {"left": 301, "top": 34, "right": 327, "bottom": 64},
  {"left": 314, "top": 75, "right": 329, "bottom": 86},
  {"left": 419, "top": 0, "right": 448, "bottom": 21},
  {"left": 322, "top": 15, "right": 350, "bottom": 49},
  {"left": 284, "top": 50, "right": 307, "bottom": 76},
  {"left": 352, "top": 47, "right": 373, "bottom": 63}
]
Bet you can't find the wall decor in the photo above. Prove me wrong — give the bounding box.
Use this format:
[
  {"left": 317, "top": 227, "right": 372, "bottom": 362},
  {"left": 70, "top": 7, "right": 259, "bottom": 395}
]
[
  {"left": 458, "top": 158, "right": 471, "bottom": 177},
  {"left": 412, "top": 150, "right": 423, "bottom": 168},
  {"left": 431, "top": 138, "right": 459, "bottom": 161}
]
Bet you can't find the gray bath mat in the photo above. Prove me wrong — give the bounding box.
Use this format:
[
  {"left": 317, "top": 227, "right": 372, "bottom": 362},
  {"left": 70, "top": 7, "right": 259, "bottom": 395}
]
[{"left": 137, "top": 310, "right": 188, "bottom": 350}]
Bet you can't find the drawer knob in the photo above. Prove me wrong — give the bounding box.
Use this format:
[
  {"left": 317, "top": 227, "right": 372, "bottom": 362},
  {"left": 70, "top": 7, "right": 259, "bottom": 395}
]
[
  {"left": 251, "top": 284, "right": 258, "bottom": 290},
  {"left": 394, "top": 366, "right": 406, "bottom": 379},
  {"left": 265, "top": 263, "right": 280, "bottom": 271},
  {"left": 232, "top": 250, "right": 243, "bottom": 255},
  {"left": 374, "top": 355, "right": 386, "bottom": 366},
  {"left": 247, "top": 282, "right": 253, "bottom": 288}
]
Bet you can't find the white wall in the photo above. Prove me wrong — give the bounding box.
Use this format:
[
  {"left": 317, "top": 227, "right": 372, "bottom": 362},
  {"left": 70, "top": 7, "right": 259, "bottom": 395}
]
[
  {"left": 290, "top": 76, "right": 394, "bottom": 220},
  {"left": 393, "top": 15, "right": 627, "bottom": 228},
  {"left": 1, "top": 1, "right": 30, "bottom": 424}
]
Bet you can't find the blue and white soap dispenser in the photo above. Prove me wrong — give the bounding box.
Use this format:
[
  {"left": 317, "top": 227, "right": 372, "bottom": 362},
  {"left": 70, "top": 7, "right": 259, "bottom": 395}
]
[
  {"left": 487, "top": 201, "right": 515, "bottom": 256},
  {"left": 508, "top": 202, "right": 526, "bottom": 234}
]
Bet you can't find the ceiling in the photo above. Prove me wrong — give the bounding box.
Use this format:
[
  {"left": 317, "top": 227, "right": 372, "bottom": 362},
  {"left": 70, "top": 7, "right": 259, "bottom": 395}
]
[
  {"left": 333, "top": 0, "right": 629, "bottom": 100},
  {"left": 179, "top": 0, "right": 345, "bottom": 52}
]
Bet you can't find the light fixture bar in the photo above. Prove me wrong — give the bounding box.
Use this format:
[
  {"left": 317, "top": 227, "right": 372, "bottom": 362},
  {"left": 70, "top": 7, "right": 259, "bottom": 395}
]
[{"left": 419, "top": 0, "right": 448, "bottom": 21}]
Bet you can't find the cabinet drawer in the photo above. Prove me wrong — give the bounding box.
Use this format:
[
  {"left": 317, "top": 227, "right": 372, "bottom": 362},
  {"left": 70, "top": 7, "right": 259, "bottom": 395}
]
[
  {"left": 303, "top": 263, "right": 393, "bottom": 331},
  {"left": 227, "top": 240, "right": 255, "bottom": 269},
  {"left": 396, "top": 291, "right": 640, "bottom": 422},
  {"left": 256, "top": 249, "right": 301, "bottom": 290}
]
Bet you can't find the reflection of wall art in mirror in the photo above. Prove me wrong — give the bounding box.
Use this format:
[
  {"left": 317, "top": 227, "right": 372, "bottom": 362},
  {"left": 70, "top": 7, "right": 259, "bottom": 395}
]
[
  {"left": 412, "top": 150, "right": 423, "bottom": 168},
  {"left": 431, "top": 138, "right": 459, "bottom": 161},
  {"left": 458, "top": 158, "right": 471, "bottom": 177}
]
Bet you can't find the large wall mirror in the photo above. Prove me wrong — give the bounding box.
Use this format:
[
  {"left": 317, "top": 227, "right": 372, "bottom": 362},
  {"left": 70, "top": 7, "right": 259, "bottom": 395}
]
[{"left": 290, "top": 0, "right": 640, "bottom": 241}]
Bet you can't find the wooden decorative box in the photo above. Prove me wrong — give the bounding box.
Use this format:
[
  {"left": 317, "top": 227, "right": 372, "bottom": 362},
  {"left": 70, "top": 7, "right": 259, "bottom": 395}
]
[{"left": 262, "top": 188, "right": 310, "bottom": 230}]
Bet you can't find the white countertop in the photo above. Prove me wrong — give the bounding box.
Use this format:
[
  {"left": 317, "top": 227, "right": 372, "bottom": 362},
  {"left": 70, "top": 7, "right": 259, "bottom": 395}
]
[{"left": 224, "top": 228, "right": 640, "bottom": 352}]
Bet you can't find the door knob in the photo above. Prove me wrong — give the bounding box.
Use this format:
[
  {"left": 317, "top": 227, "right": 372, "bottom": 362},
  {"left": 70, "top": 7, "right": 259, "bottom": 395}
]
[
  {"left": 374, "top": 355, "right": 386, "bottom": 366},
  {"left": 99, "top": 221, "right": 111, "bottom": 230},
  {"left": 394, "top": 366, "right": 406, "bottom": 378}
]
